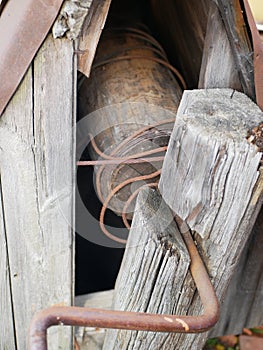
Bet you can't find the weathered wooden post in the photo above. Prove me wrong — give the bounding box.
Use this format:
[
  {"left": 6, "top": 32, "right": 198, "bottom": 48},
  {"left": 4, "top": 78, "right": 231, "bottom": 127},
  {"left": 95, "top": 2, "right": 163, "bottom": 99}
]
[
  {"left": 159, "top": 90, "right": 263, "bottom": 348},
  {"left": 0, "top": 25, "right": 76, "bottom": 350},
  {"left": 103, "top": 188, "right": 191, "bottom": 349}
]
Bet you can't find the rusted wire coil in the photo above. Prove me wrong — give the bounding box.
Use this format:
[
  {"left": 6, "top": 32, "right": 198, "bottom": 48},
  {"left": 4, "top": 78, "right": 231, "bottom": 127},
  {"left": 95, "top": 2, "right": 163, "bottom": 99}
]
[{"left": 78, "top": 119, "right": 176, "bottom": 244}]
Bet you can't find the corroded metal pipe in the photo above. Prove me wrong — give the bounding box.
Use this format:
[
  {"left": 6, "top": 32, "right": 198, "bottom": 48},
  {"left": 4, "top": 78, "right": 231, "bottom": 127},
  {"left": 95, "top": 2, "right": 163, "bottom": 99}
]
[{"left": 28, "top": 220, "right": 219, "bottom": 350}]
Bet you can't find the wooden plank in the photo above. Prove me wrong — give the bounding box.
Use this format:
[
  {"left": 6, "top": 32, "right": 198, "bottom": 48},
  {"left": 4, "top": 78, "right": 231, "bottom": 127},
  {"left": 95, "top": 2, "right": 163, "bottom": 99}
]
[
  {"left": 150, "top": 0, "right": 254, "bottom": 99},
  {"left": 75, "top": 290, "right": 114, "bottom": 350},
  {"left": 103, "top": 188, "right": 191, "bottom": 350},
  {"left": 78, "top": 0, "right": 112, "bottom": 78},
  {"left": 158, "top": 89, "right": 263, "bottom": 348},
  {"left": 210, "top": 206, "right": 263, "bottom": 336},
  {"left": 198, "top": 2, "right": 242, "bottom": 91},
  {"left": 0, "top": 177, "right": 16, "bottom": 349},
  {"left": 150, "top": 0, "right": 211, "bottom": 88},
  {"left": 33, "top": 34, "right": 76, "bottom": 350},
  {"left": 216, "top": 0, "right": 255, "bottom": 100},
  {"left": 0, "top": 35, "right": 75, "bottom": 349}
]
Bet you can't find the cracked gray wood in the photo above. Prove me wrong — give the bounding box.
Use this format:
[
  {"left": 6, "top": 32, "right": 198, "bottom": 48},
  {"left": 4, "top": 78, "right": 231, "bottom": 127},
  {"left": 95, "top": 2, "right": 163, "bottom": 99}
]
[
  {"left": 158, "top": 88, "right": 263, "bottom": 348},
  {"left": 210, "top": 205, "right": 263, "bottom": 336},
  {"left": 215, "top": 0, "right": 255, "bottom": 100},
  {"left": 198, "top": 2, "right": 242, "bottom": 91},
  {"left": 0, "top": 35, "right": 75, "bottom": 349},
  {"left": 103, "top": 188, "right": 191, "bottom": 350}
]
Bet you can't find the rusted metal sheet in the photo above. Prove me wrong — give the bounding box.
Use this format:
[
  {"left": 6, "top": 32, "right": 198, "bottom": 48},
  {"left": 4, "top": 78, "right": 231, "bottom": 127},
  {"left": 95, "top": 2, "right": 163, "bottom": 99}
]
[
  {"left": 28, "top": 220, "right": 220, "bottom": 350},
  {"left": 0, "top": 0, "right": 64, "bottom": 116}
]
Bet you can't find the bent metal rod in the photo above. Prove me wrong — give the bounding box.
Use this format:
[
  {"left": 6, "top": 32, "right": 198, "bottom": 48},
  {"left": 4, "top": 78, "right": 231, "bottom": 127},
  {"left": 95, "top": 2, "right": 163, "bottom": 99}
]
[{"left": 28, "top": 218, "right": 220, "bottom": 350}]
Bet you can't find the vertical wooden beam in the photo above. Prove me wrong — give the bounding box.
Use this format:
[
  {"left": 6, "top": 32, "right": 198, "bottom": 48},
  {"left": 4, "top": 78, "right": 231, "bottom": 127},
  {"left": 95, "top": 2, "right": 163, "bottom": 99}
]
[
  {"left": 0, "top": 35, "right": 75, "bottom": 349},
  {"left": 198, "top": 2, "right": 242, "bottom": 91},
  {"left": 78, "top": 0, "right": 112, "bottom": 78},
  {"left": 103, "top": 188, "right": 190, "bottom": 350},
  {"left": 215, "top": 0, "right": 255, "bottom": 99},
  {"left": 158, "top": 89, "right": 263, "bottom": 348},
  {"left": 210, "top": 206, "right": 263, "bottom": 336}
]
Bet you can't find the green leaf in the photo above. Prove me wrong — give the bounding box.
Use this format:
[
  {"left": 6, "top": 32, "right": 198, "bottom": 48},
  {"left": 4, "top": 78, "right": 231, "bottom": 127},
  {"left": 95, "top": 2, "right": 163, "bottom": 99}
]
[
  {"left": 251, "top": 327, "right": 263, "bottom": 334},
  {"left": 206, "top": 338, "right": 219, "bottom": 346}
]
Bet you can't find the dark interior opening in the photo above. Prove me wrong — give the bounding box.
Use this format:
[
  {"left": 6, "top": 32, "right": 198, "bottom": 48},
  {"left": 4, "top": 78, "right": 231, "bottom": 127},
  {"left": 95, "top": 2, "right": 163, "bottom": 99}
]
[
  {"left": 76, "top": 163, "right": 126, "bottom": 295},
  {"left": 75, "top": 0, "right": 210, "bottom": 296}
]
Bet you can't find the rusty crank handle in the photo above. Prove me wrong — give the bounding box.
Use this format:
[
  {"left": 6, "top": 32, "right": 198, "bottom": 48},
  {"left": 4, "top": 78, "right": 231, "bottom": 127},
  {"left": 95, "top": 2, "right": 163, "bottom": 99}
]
[{"left": 28, "top": 219, "right": 220, "bottom": 350}]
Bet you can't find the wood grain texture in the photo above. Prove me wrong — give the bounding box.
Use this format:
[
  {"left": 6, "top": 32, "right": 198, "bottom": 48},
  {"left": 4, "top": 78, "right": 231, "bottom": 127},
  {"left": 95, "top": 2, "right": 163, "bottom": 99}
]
[
  {"left": 198, "top": 2, "right": 242, "bottom": 91},
  {"left": 198, "top": 2, "right": 263, "bottom": 336},
  {"left": 0, "top": 35, "right": 75, "bottom": 349},
  {"left": 160, "top": 89, "right": 262, "bottom": 240},
  {"left": 150, "top": 0, "right": 211, "bottom": 89},
  {"left": 78, "top": 0, "right": 112, "bottom": 78},
  {"left": 103, "top": 188, "right": 191, "bottom": 350},
  {"left": 150, "top": 0, "right": 254, "bottom": 99},
  {"left": 210, "top": 206, "right": 263, "bottom": 336},
  {"left": 215, "top": 0, "right": 255, "bottom": 100},
  {"left": 158, "top": 89, "right": 263, "bottom": 347}
]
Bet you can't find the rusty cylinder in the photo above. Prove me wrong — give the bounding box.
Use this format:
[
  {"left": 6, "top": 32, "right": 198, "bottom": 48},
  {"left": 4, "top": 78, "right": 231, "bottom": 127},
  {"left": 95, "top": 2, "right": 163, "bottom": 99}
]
[{"left": 78, "top": 27, "right": 183, "bottom": 219}]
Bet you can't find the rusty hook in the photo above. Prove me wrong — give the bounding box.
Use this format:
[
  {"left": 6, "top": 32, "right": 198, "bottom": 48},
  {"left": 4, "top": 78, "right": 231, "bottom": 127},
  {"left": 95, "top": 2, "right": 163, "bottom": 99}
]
[{"left": 28, "top": 219, "right": 219, "bottom": 350}]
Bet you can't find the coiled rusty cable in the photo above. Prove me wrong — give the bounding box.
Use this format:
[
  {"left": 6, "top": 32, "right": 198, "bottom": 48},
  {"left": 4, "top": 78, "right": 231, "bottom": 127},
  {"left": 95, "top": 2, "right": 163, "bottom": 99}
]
[
  {"left": 121, "top": 182, "right": 158, "bottom": 229},
  {"left": 99, "top": 170, "right": 161, "bottom": 244},
  {"left": 78, "top": 119, "right": 175, "bottom": 243}
]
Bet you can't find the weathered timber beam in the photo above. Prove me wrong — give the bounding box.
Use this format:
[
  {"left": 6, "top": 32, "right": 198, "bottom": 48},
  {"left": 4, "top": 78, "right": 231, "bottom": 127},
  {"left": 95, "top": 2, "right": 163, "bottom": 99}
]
[
  {"left": 0, "top": 35, "right": 75, "bottom": 350},
  {"left": 215, "top": 0, "right": 255, "bottom": 100},
  {"left": 78, "top": 0, "right": 112, "bottom": 78},
  {"left": 198, "top": 2, "right": 242, "bottom": 91},
  {"left": 210, "top": 204, "right": 263, "bottom": 336},
  {"left": 159, "top": 88, "right": 263, "bottom": 348},
  {"left": 103, "top": 188, "right": 191, "bottom": 349}
]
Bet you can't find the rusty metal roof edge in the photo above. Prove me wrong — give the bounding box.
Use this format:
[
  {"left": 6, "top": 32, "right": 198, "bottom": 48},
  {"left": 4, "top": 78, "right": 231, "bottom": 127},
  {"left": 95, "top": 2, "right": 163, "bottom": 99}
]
[{"left": 0, "top": 0, "right": 64, "bottom": 117}]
